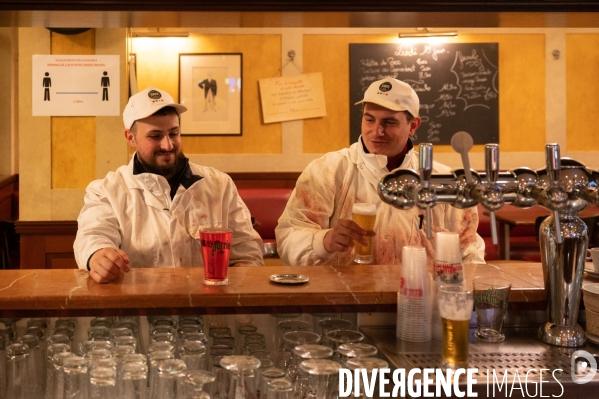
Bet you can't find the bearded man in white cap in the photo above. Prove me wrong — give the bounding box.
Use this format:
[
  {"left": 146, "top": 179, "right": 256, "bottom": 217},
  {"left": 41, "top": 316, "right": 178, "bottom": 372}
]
[
  {"left": 74, "top": 87, "right": 264, "bottom": 283},
  {"left": 276, "top": 77, "right": 485, "bottom": 267}
]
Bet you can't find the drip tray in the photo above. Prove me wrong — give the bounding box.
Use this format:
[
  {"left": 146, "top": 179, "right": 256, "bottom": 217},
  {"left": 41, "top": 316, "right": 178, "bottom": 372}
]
[
  {"left": 359, "top": 326, "right": 599, "bottom": 397},
  {"left": 402, "top": 352, "right": 572, "bottom": 382}
]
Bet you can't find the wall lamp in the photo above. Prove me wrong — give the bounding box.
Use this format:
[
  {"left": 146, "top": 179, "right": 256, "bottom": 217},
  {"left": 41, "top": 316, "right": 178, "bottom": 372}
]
[
  {"left": 398, "top": 28, "right": 458, "bottom": 39},
  {"left": 131, "top": 29, "right": 189, "bottom": 38}
]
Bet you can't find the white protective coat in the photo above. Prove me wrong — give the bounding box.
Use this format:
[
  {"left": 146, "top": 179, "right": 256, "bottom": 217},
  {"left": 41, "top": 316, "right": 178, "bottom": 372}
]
[
  {"left": 275, "top": 138, "right": 485, "bottom": 270},
  {"left": 74, "top": 156, "right": 264, "bottom": 269}
]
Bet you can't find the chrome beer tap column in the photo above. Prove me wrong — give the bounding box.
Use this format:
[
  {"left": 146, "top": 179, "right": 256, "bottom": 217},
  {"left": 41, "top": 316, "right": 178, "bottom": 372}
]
[{"left": 536, "top": 148, "right": 589, "bottom": 347}]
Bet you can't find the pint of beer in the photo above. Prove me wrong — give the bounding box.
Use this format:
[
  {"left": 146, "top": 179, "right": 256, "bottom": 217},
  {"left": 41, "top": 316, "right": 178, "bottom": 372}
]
[
  {"left": 352, "top": 203, "right": 377, "bottom": 264},
  {"left": 438, "top": 285, "right": 474, "bottom": 368}
]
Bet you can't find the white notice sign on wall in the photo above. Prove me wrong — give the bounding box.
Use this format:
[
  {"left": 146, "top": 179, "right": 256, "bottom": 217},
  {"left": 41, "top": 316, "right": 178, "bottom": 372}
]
[
  {"left": 32, "top": 55, "right": 120, "bottom": 116},
  {"left": 259, "top": 73, "right": 327, "bottom": 123}
]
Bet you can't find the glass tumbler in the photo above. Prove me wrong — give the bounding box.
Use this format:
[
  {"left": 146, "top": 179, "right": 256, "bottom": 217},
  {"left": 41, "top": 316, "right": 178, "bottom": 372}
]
[
  {"left": 17, "top": 333, "right": 43, "bottom": 398},
  {"left": 121, "top": 362, "right": 148, "bottom": 399},
  {"left": 299, "top": 359, "right": 341, "bottom": 399},
  {"left": 5, "top": 342, "right": 31, "bottom": 399},
  {"left": 45, "top": 343, "right": 71, "bottom": 399},
  {"left": 220, "top": 355, "right": 261, "bottom": 399},
  {"left": 266, "top": 378, "right": 294, "bottom": 399},
  {"left": 63, "top": 356, "right": 89, "bottom": 399},
  {"left": 274, "top": 331, "right": 320, "bottom": 373},
  {"left": 150, "top": 359, "right": 187, "bottom": 399},
  {"left": 275, "top": 321, "right": 311, "bottom": 361},
  {"left": 324, "top": 330, "right": 364, "bottom": 363},
  {"left": 89, "top": 366, "right": 117, "bottom": 399},
  {"left": 345, "top": 357, "right": 389, "bottom": 399},
  {"left": 336, "top": 343, "right": 377, "bottom": 368},
  {"left": 289, "top": 345, "right": 333, "bottom": 399},
  {"left": 317, "top": 319, "right": 353, "bottom": 348},
  {"left": 438, "top": 284, "right": 474, "bottom": 369},
  {"left": 183, "top": 370, "right": 216, "bottom": 399},
  {"left": 257, "top": 368, "right": 286, "bottom": 399},
  {"left": 180, "top": 341, "right": 207, "bottom": 371}
]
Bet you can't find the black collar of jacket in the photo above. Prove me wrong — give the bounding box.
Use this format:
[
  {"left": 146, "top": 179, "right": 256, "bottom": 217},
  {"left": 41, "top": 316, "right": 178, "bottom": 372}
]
[
  {"left": 133, "top": 154, "right": 203, "bottom": 198},
  {"left": 361, "top": 137, "right": 414, "bottom": 164}
]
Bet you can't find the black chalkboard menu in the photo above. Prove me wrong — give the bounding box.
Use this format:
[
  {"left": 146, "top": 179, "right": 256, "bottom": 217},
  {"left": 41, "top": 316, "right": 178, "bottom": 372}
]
[{"left": 349, "top": 42, "right": 499, "bottom": 145}]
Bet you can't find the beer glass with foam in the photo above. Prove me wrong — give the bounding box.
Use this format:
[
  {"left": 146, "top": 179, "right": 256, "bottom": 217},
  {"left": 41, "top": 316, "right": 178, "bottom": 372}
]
[
  {"left": 438, "top": 285, "right": 473, "bottom": 369},
  {"left": 351, "top": 203, "right": 377, "bottom": 264}
]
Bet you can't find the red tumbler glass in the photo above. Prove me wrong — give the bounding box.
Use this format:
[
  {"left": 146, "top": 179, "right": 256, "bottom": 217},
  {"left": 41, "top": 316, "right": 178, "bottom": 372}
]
[{"left": 200, "top": 228, "right": 232, "bottom": 286}]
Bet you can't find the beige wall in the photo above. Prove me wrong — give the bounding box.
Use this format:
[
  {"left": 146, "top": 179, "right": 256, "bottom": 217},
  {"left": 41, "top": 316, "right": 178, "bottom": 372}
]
[
  {"left": 12, "top": 27, "right": 599, "bottom": 221},
  {"left": 0, "top": 28, "right": 14, "bottom": 175}
]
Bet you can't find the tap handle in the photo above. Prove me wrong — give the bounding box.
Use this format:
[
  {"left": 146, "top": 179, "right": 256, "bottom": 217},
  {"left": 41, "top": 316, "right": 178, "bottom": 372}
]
[
  {"left": 485, "top": 144, "right": 499, "bottom": 185},
  {"left": 546, "top": 144, "right": 561, "bottom": 186},
  {"left": 545, "top": 144, "right": 563, "bottom": 243},
  {"left": 485, "top": 144, "right": 500, "bottom": 245},
  {"left": 419, "top": 143, "right": 434, "bottom": 239},
  {"left": 419, "top": 143, "right": 433, "bottom": 188}
]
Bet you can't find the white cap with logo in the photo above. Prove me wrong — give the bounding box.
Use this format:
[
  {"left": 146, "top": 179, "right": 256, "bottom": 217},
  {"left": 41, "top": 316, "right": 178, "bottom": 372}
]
[
  {"left": 123, "top": 87, "right": 188, "bottom": 129},
  {"left": 354, "top": 77, "right": 420, "bottom": 117}
]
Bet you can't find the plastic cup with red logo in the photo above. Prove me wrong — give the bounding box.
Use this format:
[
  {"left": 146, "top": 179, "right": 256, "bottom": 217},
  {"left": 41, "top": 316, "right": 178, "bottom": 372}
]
[{"left": 200, "top": 228, "right": 232, "bottom": 286}]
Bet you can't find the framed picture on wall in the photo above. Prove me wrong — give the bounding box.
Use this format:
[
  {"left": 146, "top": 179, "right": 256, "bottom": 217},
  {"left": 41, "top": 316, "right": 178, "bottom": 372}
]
[{"left": 179, "top": 53, "right": 242, "bottom": 136}]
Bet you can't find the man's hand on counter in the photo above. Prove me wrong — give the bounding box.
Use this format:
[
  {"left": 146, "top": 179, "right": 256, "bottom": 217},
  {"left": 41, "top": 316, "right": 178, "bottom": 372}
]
[{"left": 89, "top": 248, "right": 130, "bottom": 284}]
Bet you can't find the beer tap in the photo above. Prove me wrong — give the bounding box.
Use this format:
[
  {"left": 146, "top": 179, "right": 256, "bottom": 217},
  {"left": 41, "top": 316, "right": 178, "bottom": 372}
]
[
  {"left": 417, "top": 144, "right": 436, "bottom": 239},
  {"left": 470, "top": 145, "right": 503, "bottom": 245},
  {"left": 377, "top": 138, "right": 596, "bottom": 347},
  {"left": 532, "top": 144, "right": 568, "bottom": 244}
]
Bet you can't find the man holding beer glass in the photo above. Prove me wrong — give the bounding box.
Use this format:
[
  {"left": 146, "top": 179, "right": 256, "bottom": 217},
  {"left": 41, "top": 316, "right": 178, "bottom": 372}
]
[
  {"left": 276, "top": 77, "right": 485, "bottom": 267},
  {"left": 74, "top": 87, "right": 264, "bottom": 283}
]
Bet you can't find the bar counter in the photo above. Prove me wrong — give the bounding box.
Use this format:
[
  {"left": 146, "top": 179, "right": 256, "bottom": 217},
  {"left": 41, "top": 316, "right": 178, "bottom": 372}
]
[{"left": 0, "top": 261, "right": 557, "bottom": 317}]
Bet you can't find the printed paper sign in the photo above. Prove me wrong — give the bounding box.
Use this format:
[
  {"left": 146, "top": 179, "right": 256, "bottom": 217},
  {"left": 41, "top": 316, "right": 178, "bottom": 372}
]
[
  {"left": 32, "top": 55, "right": 120, "bottom": 116},
  {"left": 259, "top": 73, "right": 326, "bottom": 123}
]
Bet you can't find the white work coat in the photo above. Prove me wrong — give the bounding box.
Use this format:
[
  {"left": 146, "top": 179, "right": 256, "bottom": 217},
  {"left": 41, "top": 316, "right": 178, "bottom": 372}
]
[
  {"left": 74, "top": 156, "right": 264, "bottom": 270},
  {"left": 275, "top": 138, "right": 485, "bottom": 270}
]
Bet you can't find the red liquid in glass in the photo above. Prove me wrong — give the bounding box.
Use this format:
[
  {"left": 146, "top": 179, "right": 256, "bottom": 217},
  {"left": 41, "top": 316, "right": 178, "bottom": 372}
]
[{"left": 200, "top": 228, "right": 232, "bottom": 285}]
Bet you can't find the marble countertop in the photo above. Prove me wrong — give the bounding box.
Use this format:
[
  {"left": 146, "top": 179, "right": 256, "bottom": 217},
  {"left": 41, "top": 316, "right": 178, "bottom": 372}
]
[{"left": 0, "top": 261, "right": 552, "bottom": 317}]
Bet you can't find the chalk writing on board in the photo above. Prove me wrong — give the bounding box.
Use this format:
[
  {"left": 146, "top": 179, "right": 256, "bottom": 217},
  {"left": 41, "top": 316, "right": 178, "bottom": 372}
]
[{"left": 350, "top": 43, "right": 499, "bottom": 145}]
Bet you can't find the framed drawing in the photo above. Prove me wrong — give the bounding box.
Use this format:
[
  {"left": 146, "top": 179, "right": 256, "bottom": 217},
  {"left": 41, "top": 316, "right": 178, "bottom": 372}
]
[{"left": 179, "top": 53, "right": 242, "bottom": 135}]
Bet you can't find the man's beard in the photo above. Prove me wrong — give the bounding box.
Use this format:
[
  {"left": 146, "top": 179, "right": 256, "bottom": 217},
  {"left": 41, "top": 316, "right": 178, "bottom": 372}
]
[{"left": 137, "top": 150, "right": 186, "bottom": 179}]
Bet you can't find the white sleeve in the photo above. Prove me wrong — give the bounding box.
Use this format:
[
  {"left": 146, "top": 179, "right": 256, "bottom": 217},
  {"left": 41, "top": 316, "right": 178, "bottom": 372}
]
[
  {"left": 275, "top": 158, "right": 340, "bottom": 266},
  {"left": 224, "top": 178, "right": 265, "bottom": 267},
  {"left": 73, "top": 180, "right": 122, "bottom": 270}
]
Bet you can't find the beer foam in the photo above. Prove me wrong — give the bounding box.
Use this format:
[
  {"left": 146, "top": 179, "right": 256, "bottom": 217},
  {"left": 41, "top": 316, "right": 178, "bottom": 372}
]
[
  {"left": 438, "top": 299, "right": 474, "bottom": 321},
  {"left": 352, "top": 203, "right": 377, "bottom": 216}
]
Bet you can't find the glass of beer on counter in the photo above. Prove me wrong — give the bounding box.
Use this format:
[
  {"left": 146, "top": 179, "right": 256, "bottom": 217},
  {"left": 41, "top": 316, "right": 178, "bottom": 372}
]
[
  {"left": 438, "top": 285, "right": 474, "bottom": 369},
  {"left": 473, "top": 277, "right": 511, "bottom": 343},
  {"left": 200, "top": 228, "right": 232, "bottom": 285},
  {"left": 352, "top": 203, "right": 377, "bottom": 264}
]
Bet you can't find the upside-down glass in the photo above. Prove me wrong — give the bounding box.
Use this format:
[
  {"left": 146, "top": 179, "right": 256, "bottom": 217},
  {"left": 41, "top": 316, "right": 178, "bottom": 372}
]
[
  {"left": 299, "top": 359, "right": 341, "bottom": 399},
  {"left": 200, "top": 228, "right": 232, "bottom": 286},
  {"left": 344, "top": 357, "right": 389, "bottom": 399},
  {"left": 438, "top": 285, "right": 474, "bottom": 369},
  {"left": 184, "top": 370, "right": 216, "bottom": 399},
  {"left": 288, "top": 344, "right": 333, "bottom": 399},
  {"left": 220, "top": 355, "right": 261, "bottom": 399},
  {"left": 351, "top": 203, "right": 377, "bottom": 264},
  {"left": 473, "top": 276, "right": 511, "bottom": 343},
  {"left": 274, "top": 331, "right": 320, "bottom": 372}
]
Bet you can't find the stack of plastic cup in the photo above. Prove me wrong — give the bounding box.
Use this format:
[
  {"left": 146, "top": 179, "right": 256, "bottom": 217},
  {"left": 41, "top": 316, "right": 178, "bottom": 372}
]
[
  {"left": 432, "top": 232, "right": 463, "bottom": 340},
  {"left": 396, "top": 246, "right": 431, "bottom": 342}
]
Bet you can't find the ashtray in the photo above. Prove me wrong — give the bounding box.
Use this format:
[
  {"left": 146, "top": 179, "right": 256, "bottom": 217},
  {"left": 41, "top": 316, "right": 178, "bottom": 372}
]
[{"left": 269, "top": 274, "right": 309, "bottom": 284}]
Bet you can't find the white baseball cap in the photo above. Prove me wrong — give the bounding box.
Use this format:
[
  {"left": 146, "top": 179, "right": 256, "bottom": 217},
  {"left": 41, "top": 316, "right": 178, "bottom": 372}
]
[
  {"left": 123, "top": 87, "right": 187, "bottom": 129},
  {"left": 354, "top": 77, "right": 420, "bottom": 117}
]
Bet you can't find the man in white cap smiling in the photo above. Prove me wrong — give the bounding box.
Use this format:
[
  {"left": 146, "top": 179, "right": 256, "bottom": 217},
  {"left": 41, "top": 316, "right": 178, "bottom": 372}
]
[
  {"left": 276, "top": 77, "right": 485, "bottom": 267},
  {"left": 74, "top": 87, "right": 264, "bottom": 283}
]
